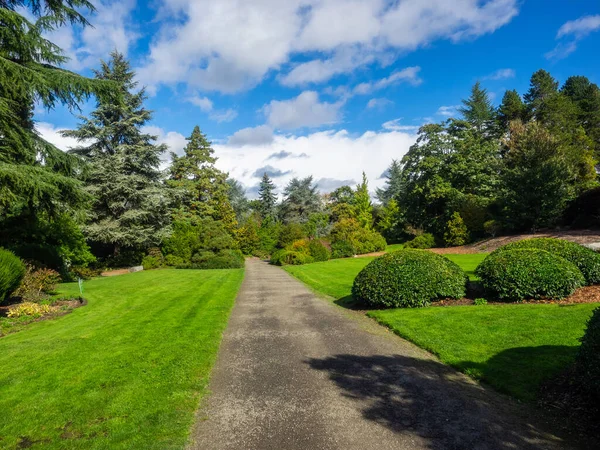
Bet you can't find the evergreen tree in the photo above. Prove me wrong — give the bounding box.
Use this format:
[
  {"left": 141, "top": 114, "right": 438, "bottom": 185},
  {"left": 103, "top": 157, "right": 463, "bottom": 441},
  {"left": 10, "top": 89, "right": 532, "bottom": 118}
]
[
  {"left": 227, "top": 178, "right": 249, "bottom": 221},
  {"left": 281, "top": 176, "right": 321, "bottom": 223},
  {"left": 64, "top": 51, "right": 170, "bottom": 256},
  {"left": 524, "top": 69, "right": 559, "bottom": 121},
  {"left": 376, "top": 160, "right": 403, "bottom": 205},
  {"left": 0, "top": 0, "right": 111, "bottom": 268},
  {"left": 458, "top": 81, "right": 496, "bottom": 134},
  {"left": 169, "top": 126, "right": 237, "bottom": 233},
  {"left": 353, "top": 172, "right": 373, "bottom": 229},
  {"left": 497, "top": 89, "right": 526, "bottom": 132},
  {"left": 562, "top": 76, "right": 600, "bottom": 162},
  {"left": 257, "top": 173, "right": 278, "bottom": 220}
]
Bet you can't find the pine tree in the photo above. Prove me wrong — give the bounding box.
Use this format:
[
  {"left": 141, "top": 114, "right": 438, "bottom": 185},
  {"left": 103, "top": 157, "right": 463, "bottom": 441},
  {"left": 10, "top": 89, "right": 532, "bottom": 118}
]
[
  {"left": 458, "top": 81, "right": 496, "bottom": 134},
  {"left": 64, "top": 51, "right": 170, "bottom": 256},
  {"left": 524, "top": 69, "right": 559, "bottom": 121},
  {"left": 169, "top": 126, "right": 237, "bottom": 232},
  {"left": 497, "top": 89, "right": 526, "bottom": 132},
  {"left": 257, "top": 173, "right": 278, "bottom": 220},
  {"left": 0, "top": 0, "right": 112, "bottom": 267},
  {"left": 376, "top": 160, "right": 403, "bottom": 205},
  {"left": 353, "top": 172, "right": 373, "bottom": 229}
]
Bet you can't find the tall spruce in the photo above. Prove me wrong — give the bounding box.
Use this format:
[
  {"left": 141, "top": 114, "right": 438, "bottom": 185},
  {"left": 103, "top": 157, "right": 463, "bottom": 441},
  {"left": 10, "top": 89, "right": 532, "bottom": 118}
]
[
  {"left": 0, "top": 0, "right": 111, "bottom": 267},
  {"left": 458, "top": 81, "right": 496, "bottom": 134},
  {"left": 64, "top": 51, "right": 170, "bottom": 256},
  {"left": 497, "top": 89, "right": 526, "bottom": 132},
  {"left": 257, "top": 173, "right": 278, "bottom": 220},
  {"left": 169, "top": 126, "right": 237, "bottom": 232},
  {"left": 353, "top": 172, "right": 373, "bottom": 229}
]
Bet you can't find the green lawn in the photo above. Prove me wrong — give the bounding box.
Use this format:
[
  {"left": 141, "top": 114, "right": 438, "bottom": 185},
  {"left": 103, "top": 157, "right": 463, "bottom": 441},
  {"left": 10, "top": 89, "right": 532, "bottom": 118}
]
[
  {"left": 0, "top": 268, "right": 244, "bottom": 449},
  {"left": 284, "top": 255, "right": 598, "bottom": 402}
]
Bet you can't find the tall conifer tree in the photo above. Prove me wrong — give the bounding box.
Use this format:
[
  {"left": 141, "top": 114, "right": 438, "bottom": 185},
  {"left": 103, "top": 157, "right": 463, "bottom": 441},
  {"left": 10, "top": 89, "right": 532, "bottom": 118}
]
[{"left": 257, "top": 173, "right": 278, "bottom": 221}]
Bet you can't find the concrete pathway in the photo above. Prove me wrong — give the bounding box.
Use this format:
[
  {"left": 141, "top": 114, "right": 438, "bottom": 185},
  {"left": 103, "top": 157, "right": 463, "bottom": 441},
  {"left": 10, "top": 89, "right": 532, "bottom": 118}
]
[{"left": 188, "top": 259, "right": 574, "bottom": 450}]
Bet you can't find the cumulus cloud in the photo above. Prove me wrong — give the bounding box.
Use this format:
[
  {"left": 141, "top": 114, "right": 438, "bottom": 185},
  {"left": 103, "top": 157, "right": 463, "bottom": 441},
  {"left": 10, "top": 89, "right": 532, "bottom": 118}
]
[
  {"left": 546, "top": 14, "right": 600, "bottom": 60},
  {"left": 35, "top": 122, "right": 83, "bottom": 150},
  {"left": 483, "top": 68, "right": 515, "bottom": 80},
  {"left": 252, "top": 165, "right": 292, "bottom": 178},
  {"left": 138, "top": 0, "right": 519, "bottom": 92},
  {"left": 263, "top": 91, "right": 343, "bottom": 130},
  {"left": 141, "top": 125, "right": 188, "bottom": 168},
  {"left": 214, "top": 126, "right": 418, "bottom": 197},
  {"left": 186, "top": 96, "right": 238, "bottom": 123},
  {"left": 227, "top": 125, "right": 274, "bottom": 147}
]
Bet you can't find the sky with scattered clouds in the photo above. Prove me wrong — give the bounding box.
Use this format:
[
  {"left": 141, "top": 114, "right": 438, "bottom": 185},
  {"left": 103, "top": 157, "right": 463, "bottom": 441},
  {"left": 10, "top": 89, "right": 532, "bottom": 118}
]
[{"left": 37, "top": 0, "right": 600, "bottom": 198}]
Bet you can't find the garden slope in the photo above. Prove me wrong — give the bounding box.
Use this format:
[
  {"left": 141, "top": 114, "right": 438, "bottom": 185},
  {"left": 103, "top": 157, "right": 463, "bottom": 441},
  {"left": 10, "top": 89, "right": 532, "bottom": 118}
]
[
  {"left": 189, "top": 259, "right": 572, "bottom": 449},
  {"left": 0, "top": 269, "right": 244, "bottom": 449}
]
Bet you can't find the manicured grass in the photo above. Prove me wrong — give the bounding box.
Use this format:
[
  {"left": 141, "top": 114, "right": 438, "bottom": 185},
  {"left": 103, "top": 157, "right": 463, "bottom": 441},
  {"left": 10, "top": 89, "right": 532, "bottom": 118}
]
[
  {"left": 0, "top": 268, "right": 244, "bottom": 449},
  {"left": 284, "top": 255, "right": 598, "bottom": 402},
  {"left": 385, "top": 243, "right": 404, "bottom": 252},
  {"left": 444, "top": 253, "right": 488, "bottom": 280}
]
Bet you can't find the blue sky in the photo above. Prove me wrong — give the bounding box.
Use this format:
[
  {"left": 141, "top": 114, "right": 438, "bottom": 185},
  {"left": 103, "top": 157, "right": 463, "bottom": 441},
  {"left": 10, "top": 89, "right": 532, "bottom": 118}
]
[{"left": 38, "top": 0, "right": 600, "bottom": 197}]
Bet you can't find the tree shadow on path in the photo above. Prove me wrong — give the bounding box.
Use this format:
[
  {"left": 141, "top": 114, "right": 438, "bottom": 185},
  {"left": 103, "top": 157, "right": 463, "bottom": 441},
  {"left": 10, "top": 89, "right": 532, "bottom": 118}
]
[{"left": 307, "top": 353, "right": 581, "bottom": 450}]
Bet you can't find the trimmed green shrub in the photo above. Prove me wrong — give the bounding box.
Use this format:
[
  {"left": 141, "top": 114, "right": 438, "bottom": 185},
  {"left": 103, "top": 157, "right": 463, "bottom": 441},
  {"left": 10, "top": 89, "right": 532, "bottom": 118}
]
[
  {"left": 576, "top": 306, "right": 600, "bottom": 400},
  {"left": 308, "top": 240, "right": 331, "bottom": 262},
  {"left": 443, "top": 212, "right": 470, "bottom": 247},
  {"left": 270, "top": 250, "right": 314, "bottom": 266},
  {"left": 0, "top": 248, "right": 26, "bottom": 302},
  {"left": 404, "top": 233, "right": 436, "bottom": 249},
  {"left": 165, "top": 254, "right": 184, "bottom": 266},
  {"left": 331, "top": 240, "right": 355, "bottom": 259},
  {"left": 142, "top": 255, "right": 161, "bottom": 270},
  {"left": 473, "top": 298, "right": 488, "bottom": 306},
  {"left": 329, "top": 218, "right": 386, "bottom": 258},
  {"left": 495, "top": 238, "right": 600, "bottom": 285},
  {"left": 350, "top": 228, "right": 387, "bottom": 255},
  {"left": 352, "top": 249, "right": 468, "bottom": 308},
  {"left": 475, "top": 248, "right": 585, "bottom": 301}
]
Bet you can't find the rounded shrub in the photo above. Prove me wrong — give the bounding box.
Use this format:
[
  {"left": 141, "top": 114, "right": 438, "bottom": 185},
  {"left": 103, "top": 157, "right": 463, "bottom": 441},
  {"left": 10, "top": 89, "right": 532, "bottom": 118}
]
[
  {"left": 0, "top": 248, "right": 26, "bottom": 302},
  {"left": 308, "top": 240, "right": 331, "bottom": 262},
  {"left": 495, "top": 238, "right": 600, "bottom": 285},
  {"left": 270, "top": 250, "right": 314, "bottom": 266},
  {"left": 576, "top": 306, "right": 600, "bottom": 400},
  {"left": 404, "top": 233, "right": 436, "bottom": 249},
  {"left": 352, "top": 249, "right": 468, "bottom": 308},
  {"left": 475, "top": 248, "right": 585, "bottom": 302}
]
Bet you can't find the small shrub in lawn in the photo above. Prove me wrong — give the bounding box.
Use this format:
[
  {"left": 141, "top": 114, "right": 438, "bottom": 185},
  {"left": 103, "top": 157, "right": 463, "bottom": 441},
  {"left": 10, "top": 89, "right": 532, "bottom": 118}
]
[
  {"left": 404, "top": 233, "right": 436, "bottom": 249},
  {"left": 475, "top": 248, "right": 585, "bottom": 302},
  {"left": 496, "top": 238, "right": 600, "bottom": 285},
  {"left": 474, "top": 298, "right": 488, "bottom": 306},
  {"left": 576, "top": 306, "right": 600, "bottom": 400},
  {"left": 0, "top": 248, "right": 26, "bottom": 302},
  {"left": 352, "top": 249, "right": 468, "bottom": 308},
  {"left": 270, "top": 250, "right": 314, "bottom": 266},
  {"left": 13, "top": 265, "right": 60, "bottom": 302},
  {"left": 308, "top": 240, "right": 331, "bottom": 262},
  {"left": 142, "top": 255, "right": 162, "bottom": 270}
]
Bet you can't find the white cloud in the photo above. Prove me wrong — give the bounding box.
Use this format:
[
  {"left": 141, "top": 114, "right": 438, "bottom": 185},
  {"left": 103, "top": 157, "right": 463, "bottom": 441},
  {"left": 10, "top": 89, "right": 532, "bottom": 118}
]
[
  {"left": 215, "top": 126, "right": 418, "bottom": 197},
  {"left": 228, "top": 125, "right": 274, "bottom": 147},
  {"left": 367, "top": 98, "right": 393, "bottom": 110},
  {"left": 210, "top": 109, "right": 238, "bottom": 123},
  {"left": 547, "top": 14, "right": 600, "bottom": 60},
  {"left": 35, "top": 122, "right": 83, "bottom": 151},
  {"left": 354, "top": 66, "right": 422, "bottom": 94},
  {"left": 138, "top": 0, "right": 519, "bottom": 92},
  {"left": 186, "top": 96, "right": 238, "bottom": 123},
  {"left": 382, "top": 118, "right": 420, "bottom": 132},
  {"left": 436, "top": 105, "right": 460, "bottom": 117},
  {"left": 263, "top": 91, "right": 343, "bottom": 130},
  {"left": 483, "top": 68, "right": 515, "bottom": 80},
  {"left": 187, "top": 96, "right": 213, "bottom": 112}
]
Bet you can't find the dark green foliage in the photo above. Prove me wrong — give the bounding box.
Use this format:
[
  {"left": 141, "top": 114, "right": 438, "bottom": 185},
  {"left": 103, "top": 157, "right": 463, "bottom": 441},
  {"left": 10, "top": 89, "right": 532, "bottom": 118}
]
[
  {"left": 179, "top": 250, "right": 244, "bottom": 270},
  {"left": 270, "top": 250, "right": 314, "bottom": 266},
  {"left": 497, "top": 89, "right": 526, "bottom": 132},
  {"left": 563, "top": 187, "right": 600, "bottom": 229},
  {"left": 352, "top": 250, "right": 468, "bottom": 308},
  {"left": 257, "top": 173, "right": 277, "bottom": 220},
  {"left": 257, "top": 218, "right": 281, "bottom": 255},
  {"left": 0, "top": 248, "right": 25, "bottom": 302},
  {"left": 404, "top": 233, "right": 436, "bottom": 249},
  {"left": 475, "top": 249, "right": 585, "bottom": 301},
  {"left": 443, "top": 212, "right": 469, "bottom": 247},
  {"left": 142, "top": 255, "right": 161, "bottom": 270},
  {"left": 281, "top": 176, "right": 321, "bottom": 223},
  {"left": 496, "top": 238, "right": 600, "bottom": 285},
  {"left": 308, "top": 240, "right": 331, "bottom": 262},
  {"left": 331, "top": 240, "right": 355, "bottom": 259},
  {"left": 458, "top": 81, "right": 496, "bottom": 134},
  {"left": 576, "top": 307, "right": 600, "bottom": 401},
  {"left": 277, "top": 222, "right": 305, "bottom": 248}
]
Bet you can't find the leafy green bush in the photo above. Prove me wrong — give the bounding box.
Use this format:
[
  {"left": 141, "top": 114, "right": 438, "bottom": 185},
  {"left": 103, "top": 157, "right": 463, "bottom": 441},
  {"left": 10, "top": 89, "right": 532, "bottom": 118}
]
[
  {"left": 142, "top": 255, "right": 162, "bottom": 270},
  {"left": 331, "top": 240, "right": 355, "bottom": 258},
  {"left": 329, "top": 218, "right": 386, "bottom": 258},
  {"left": 13, "top": 265, "right": 61, "bottom": 302},
  {"left": 352, "top": 249, "right": 468, "bottom": 308},
  {"left": 69, "top": 266, "right": 102, "bottom": 280},
  {"left": 308, "top": 240, "right": 331, "bottom": 262},
  {"left": 474, "top": 298, "right": 488, "bottom": 306},
  {"left": 270, "top": 250, "right": 314, "bottom": 266},
  {"left": 475, "top": 248, "right": 585, "bottom": 301},
  {"left": 0, "top": 249, "right": 26, "bottom": 302},
  {"left": 483, "top": 220, "right": 501, "bottom": 237},
  {"left": 350, "top": 228, "right": 387, "bottom": 255},
  {"left": 443, "top": 212, "right": 470, "bottom": 247},
  {"left": 404, "top": 233, "right": 436, "bottom": 249},
  {"left": 576, "top": 306, "right": 600, "bottom": 400},
  {"left": 164, "top": 254, "right": 184, "bottom": 267},
  {"left": 277, "top": 223, "right": 306, "bottom": 249},
  {"left": 496, "top": 238, "right": 600, "bottom": 285}
]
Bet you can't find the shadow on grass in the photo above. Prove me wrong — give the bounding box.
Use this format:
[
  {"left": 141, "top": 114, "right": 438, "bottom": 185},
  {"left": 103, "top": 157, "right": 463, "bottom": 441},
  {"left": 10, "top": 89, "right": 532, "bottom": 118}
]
[
  {"left": 456, "top": 345, "right": 579, "bottom": 403},
  {"left": 306, "top": 353, "right": 576, "bottom": 449}
]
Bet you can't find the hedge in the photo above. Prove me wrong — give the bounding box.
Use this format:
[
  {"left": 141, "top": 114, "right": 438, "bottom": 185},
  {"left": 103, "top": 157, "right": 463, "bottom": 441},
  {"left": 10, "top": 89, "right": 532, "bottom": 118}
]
[
  {"left": 352, "top": 249, "right": 468, "bottom": 308},
  {"left": 495, "top": 238, "right": 600, "bottom": 285},
  {"left": 475, "top": 248, "right": 585, "bottom": 301},
  {"left": 0, "top": 248, "right": 26, "bottom": 302}
]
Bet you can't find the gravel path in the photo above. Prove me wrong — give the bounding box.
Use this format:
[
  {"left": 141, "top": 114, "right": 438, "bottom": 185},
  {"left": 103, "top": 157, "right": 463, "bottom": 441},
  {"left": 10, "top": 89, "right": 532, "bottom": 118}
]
[{"left": 188, "top": 259, "right": 574, "bottom": 450}]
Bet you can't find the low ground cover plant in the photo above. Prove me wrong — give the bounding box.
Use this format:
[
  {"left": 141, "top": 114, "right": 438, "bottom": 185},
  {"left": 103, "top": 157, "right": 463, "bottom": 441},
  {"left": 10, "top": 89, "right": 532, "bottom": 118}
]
[
  {"left": 476, "top": 248, "right": 585, "bottom": 301},
  {"left": 352, "top": 249, "right": 468, "bottom": 308},
  {"left": 495, "top": 238, "right": 600, "bottom": 285}
]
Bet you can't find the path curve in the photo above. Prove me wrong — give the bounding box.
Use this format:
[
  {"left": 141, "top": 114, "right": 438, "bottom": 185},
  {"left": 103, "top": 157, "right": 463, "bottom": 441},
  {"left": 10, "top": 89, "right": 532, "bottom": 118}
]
[{"left": 188, "top": 259, "right": 573, "bottom": 450}]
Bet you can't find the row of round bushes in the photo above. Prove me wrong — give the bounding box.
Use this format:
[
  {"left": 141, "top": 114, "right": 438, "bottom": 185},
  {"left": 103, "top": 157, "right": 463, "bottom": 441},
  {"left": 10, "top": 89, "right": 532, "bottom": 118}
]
[{"left": 351, "top": 238, "right": 600, "bottom": 309}]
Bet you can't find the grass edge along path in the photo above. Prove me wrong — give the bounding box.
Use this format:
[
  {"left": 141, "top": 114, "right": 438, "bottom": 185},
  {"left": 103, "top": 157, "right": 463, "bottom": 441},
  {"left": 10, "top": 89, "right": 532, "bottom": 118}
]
[
  {"left": 0, "top": 268, "right": 244, "bottom": 450},
  {"left": 284, "top": 256, "right": 597, "bottom": 402}
]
